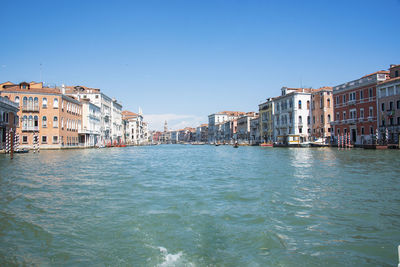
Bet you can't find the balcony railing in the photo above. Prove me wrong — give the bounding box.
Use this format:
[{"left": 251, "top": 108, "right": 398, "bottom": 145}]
[
  {"left": 22, "top": 126, "right": 39, "bottom": 132},
  {"left": 22, "top": 105, "right": 40, "bottom": 112},
  {"left": 348, "top": 118, "right": 357, "bottom": 124}
]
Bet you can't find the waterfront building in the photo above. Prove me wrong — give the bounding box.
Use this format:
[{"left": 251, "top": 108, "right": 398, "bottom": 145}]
[
  {"left": 250, "top": 116, "right": 260, "bottom": 144},
  {"left": 258, "top": 98, "right": 275, "bottom": 143},
  {"left": 196, "top": 124, "right": 208, "bottom": 143},
  {"left": 65, "top": 85, "right": 113, "bottom": 144},
  {"left": 236, "top": 112, "right": 258, "bottom": 144},
  {"left": 79, "top": 98, "right": 101, "bottom": 147},
  {"left": 310, "top": 87, "right": 334, "bottom": 142},
  {"left": 273, "top": 87, "right": 315, "bottom": 144},
  {"left": 208, "top": 111, "right": 245, "bottom": 143},
  {"left": 332, "top": 70, "right": 389, "bottom": 145},
  {"left": 170, "top": 130, "right": 178, "bottom": 144},
  {"left": 151, "top": 131, "right": 163, "bottom": 143},
  {"left": 0, "top": 93, "right": 19, "bottom": 150},
  {"left": 122, "top": 110, "right": 146, "bottom": 145},
  {"left": 0, "top": 82, "right": 82, "bottom": 149},
  {"left": 111, "top": 99, "right": 123, "bottom": 143},
  {"left": 377, "top": 64, "right": 400, "bottom": 143}
]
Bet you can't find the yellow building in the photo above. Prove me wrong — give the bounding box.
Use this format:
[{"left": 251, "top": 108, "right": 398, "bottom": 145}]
[{"left": 258, "top": 97, "right": 275, "bottom": 142}]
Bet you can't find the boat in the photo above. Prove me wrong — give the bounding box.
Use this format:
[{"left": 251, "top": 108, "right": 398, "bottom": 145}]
[
  {"left": 299, "top": 142, "right": 311, "bottom": 147},
  {"left": 260, "top": 142, "right": 273, "bottom": 147},
  {"left": 14, "top": 149, "right": 29, "bottom": 153},
  {"left": 310, "top": 142, "right": 329, "bottom": 147},
  {"left": 233, "top": 142, "right": 239, "bottom": 148}
]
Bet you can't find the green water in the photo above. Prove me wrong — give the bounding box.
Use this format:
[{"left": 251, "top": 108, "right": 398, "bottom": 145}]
[{"left": 0, "top": 145, "right": 399, "bottom": 266}]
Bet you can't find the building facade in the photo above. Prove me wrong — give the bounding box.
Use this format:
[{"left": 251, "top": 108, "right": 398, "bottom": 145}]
[
  {"left": 310, "top": 87, "right": 334, "bottom": 142},
  {"left": 1, "top": 82, "right": 82, "bottom": 149},
  {"left": 332, "top": 71, "right": 389, "bottom": 145},
  {"left": 274, "top": 87, "right": 314, "bottom": 144},
  {"left": 0, "top": 94, "right": 19, "bottom": 150},
  {"left": 79, "top": 99, "right": 101, "bottom": 147},
  {"left": 258, "top": 98, "right": 275, "bottom": 143},
  {"left": 377, "top": 64, "right": 400, "bottom": 144}
]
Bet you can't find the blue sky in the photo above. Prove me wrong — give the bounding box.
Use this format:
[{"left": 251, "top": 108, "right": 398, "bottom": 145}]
[{"left": 1, "top": 0, "right": 399, "bottom": 130}]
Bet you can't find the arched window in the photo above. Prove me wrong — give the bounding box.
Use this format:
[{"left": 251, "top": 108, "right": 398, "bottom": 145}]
[
  {"left": 34, "top": 116, "right": 39, "bottom": 130},
  {"left": 53, "top": 116, "right": 58, "bottom": 128},
  {"left": 327, "top": 98, "right": 331, "bottom": 108},
  {"left": 28, "top": 115, "right": 33, "bottom": 129},
  {"left": 15, "top": 96, "right": 20, "bottom": 104},
  {"left": 61, "top": 118, "right": 64, "bottom": 129},
  {"left": 42, "top": 97, "right": 47, "bottom": 108},
  {"left": 298, "top": 116, "right": 302, "bottom": 123},
  {"left": 34, "top": 97, "right": 39, "bottom": 110},
  {"left": 23, "top": 115, "right": 28, "bottom": 130},
  {"left": 298, "top": 100, "right": 302, "bottom": 109},
  {"left": 307, "top": 100, "right": 310, "bottom": 110},
  {"left": 42, "top": 116, "right": 47, "bottom": 127},
  {"left": 23, "top": 97, "right": 27, "bottom": 109},
  {"left": 53, "top": 98, "right": 59, "bottom": 108},
  {"left": 28, "top": 97, "right": 33, "bottom": 110},
  {"left": 327, "top": 114, "right": 331, "bottom": 122}
]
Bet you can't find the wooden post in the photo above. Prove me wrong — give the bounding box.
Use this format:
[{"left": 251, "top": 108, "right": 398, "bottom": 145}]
[{"left": 10, "top": 129, "right": 14, "bottom": 159}]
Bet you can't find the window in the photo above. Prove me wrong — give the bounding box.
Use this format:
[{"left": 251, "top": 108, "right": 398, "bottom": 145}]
[
  {"left": 369, "top": 88, "right": 373, "bottom": 98},
  {"left": 42, "top": 136, "right": 47, "bottom": 143},
  {"left": 389, "top": 101, "right": 393, "bottom": 111},
  {"left": 336, "top": 96, "right": 339, "bottom": 106},
  {"left": 360, "top": 90, "right": 364, "bottom": 99},
  {"left": 23, "top": 97, "right": 27, "bottom": 108},
  {"left": 61, "top": 118, "right": 64, "bottom": 129},
  {"left": 361, "top": 127, "right": 365, "bottom": 135},
  {"left": 327, "top": 114, "right": 331, "bottom": 122},
  {"left": 299, "top": 127, "right": 302, "bottom": 133},
  {"left": 95, "top": 95, "right": 99, "bottom": 99},
  {"left": 307, "top": 116, "right": 310, "bottom": 124},
  {"left": 34, "top": 116, "right": 39, "bottom": 129},
  {"left": 15, "top": 96, "right": 20, "bottom": 104},
  {"left": 28, "top": 97, "right": 33, "bottom": 110},
  {"left": 343, "top": 112, "right": 346, "bottom": 120},
  {"left": 53, "top": 136, "right": 58, "bottom": 144},
  {"left": 343, "top": 95, "right": 346, "bottom": 104},
  {"left": 307, "top": 100, "right": 310, "bottom": 110},
  {"left": 337, "top": 128, "right": 340, "bottom": 135},
  {"left": 22, "top": 136, "right": 28, "bottom": 143},
  {"left": 395, "top": 70, "right": 399, "bottom": 77},
  {"left": 381, "top": 103, "right": 385, "bottom": 111},
  {"left": 53, "top": 98, "right": 59, "bottom": 108},
  {"left": 320, "top": 98, "right": 323, "bottom": 108},
  {"left": 298, "top": 100, "right": 302, "bottom": 109},
  {"left": 397, "top": 100, "right": 400, "bottom": 109},
  {"left": 313, "top": 116, "right": 315, "bottom": 124},
  {"left": 298, "top": 116, "right": 302, "bottom": 123},
  {"left": 42, "top": 98, "right": 47, "bottom": 108},
  {"left": 360, "top": 109, "right": 364, "bottom": 118},
  {"left": 34, "top": 97, "right": 39, "bottom": 110},
  {"left": 53, "top": 116, "right": 58, "bottom": 128},
  {"left": 370, "top": 127, "right": 374, "bottom": 135},
  {"left": 398, "top": 117, "right": 400, "bottom": 125},
  {"left": 321, "top": 115, "right": 324, "bottom": 123},
  {"left": 336, "top": 112, "right": 339, "bottom": 121},
  {"left": 42, "top": 116, "right": 47, "bottom": 127},
  {"left": 327, "top": 98, "right": 331, "bottom": 108},
  {"left": 28, "top": 115, "right": 33, "bottom": 129},
  {"left": 369, "top": 107, "right": 373, "bottom": 117}
]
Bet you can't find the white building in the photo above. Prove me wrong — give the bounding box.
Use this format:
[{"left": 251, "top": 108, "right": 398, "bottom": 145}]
[
  {"left": 274, "top": 87, "right": 315, "bottom": 144},
  {"left": 78, "top": 99, "right": 101, "bottom": 147},
  {"left": 122, "top": 110, "right": 147, "bottom": 145},
  {"left": 208, "top": 111, "right": 245, "bottom": 143},
  {"left": 65, "top": 85, "right": 113, "bottom": 144},
  {"left": 111, "top": 99, "right": 123, "bottom": 143}
]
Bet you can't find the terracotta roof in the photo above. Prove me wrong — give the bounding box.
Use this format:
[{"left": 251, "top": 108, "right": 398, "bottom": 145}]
[
  {"left": 311, "top": 86, "right": 333, "bottom": 93},
  {"left": 0, "top": 84, "right": 61, "bottom": 94},
  {"left": 219, "top": 111, "right": 246, "bottom": 116},
  {"left": 200, "top": 123, "right": 208, "bottom": 127},
  {"left": 65, "top": 85, "right": 101, "bottom": 94}
]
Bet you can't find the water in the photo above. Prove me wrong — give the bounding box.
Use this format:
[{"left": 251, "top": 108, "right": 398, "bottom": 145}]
[{"left": 0, "top": 145, "right": 399, "bottom": 266}]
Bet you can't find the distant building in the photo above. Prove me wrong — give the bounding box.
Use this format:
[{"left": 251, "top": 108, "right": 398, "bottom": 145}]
[
  {"left": 250, "top": 116, "right": 260, "bottom": 144},
  {"left": 122, "top": 110, "right": 146, "bottom": 145},
  {"left": 79, "top": 98, "right": 101, "bottom": 147},
  {"left": 208, "top": 111, "right": 245, "bottom": 143},
  {"left": 376, "top": 64, "right": 400, "bottom": 144},
  {"left": 196, "top": 124, "right": 208, "bottom": 142},
  {"left": 259, "top": 98, "right": 275, "bottom": 143},
  {"left": 236, "top": 112, "right": 258, "bottom": 143}
]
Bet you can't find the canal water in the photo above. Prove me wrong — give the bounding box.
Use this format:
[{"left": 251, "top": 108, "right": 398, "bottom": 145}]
[{"left": 0, "top": 145, "right": 399, "bottom": 266}]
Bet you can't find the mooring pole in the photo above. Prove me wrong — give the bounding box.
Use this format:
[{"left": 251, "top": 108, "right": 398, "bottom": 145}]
[{"left": 10, "top": 129, "right": 14, "bottom": 160}]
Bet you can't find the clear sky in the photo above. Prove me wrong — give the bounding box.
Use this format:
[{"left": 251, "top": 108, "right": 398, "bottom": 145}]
[{"left": 1, "top": 0, "right": 399, "bottom": 130}]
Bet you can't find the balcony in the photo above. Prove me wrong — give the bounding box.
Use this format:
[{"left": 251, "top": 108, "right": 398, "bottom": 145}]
[
  {"left": 348, "top": 118, "right": 357, "bottom": 124},
  {"left": 22, "top": 126, "right": 39, "bottom": 132},
  {"left": 367, "top": 116, "right": 374, "bottom": 122},
  {"left": 22, "top": 105, "right": 40, "bottom": 112}
]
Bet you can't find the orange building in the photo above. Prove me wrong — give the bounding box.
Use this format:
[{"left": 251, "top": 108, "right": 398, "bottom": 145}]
[
  {"left": 0, "top": 82, "right": 82, "bottom": 149},
  {"left": 311, "top": 87, "right": 333, "bottom": 141},
  {"left": 0, "top": 94, "right": 19, "bottom": 150}
]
